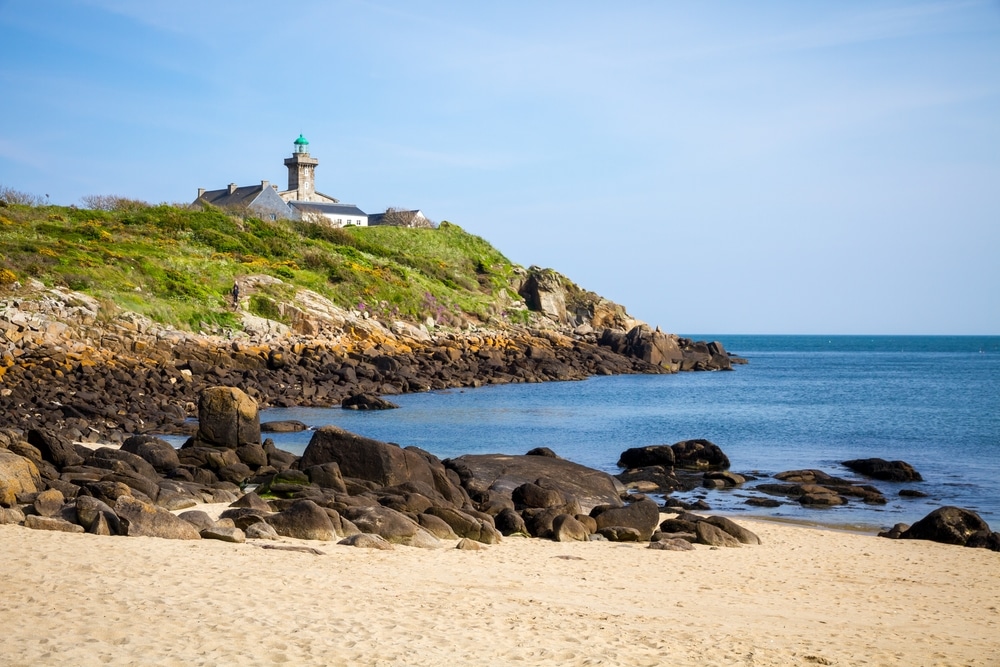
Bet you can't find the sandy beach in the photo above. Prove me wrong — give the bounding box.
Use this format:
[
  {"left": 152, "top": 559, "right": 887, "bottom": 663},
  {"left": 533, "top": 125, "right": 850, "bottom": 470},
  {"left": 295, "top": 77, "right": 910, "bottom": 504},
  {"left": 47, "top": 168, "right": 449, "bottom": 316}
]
[{"left": 2, "top": 514, "right": 998, "bottom": 667}]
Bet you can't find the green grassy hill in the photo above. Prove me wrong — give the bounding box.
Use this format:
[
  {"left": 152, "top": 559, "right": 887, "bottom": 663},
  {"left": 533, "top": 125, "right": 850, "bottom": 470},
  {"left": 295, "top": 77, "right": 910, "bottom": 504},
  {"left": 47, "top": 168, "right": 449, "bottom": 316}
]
[{"left": 0, "top": 200, "right": 531, "bottom": 332}]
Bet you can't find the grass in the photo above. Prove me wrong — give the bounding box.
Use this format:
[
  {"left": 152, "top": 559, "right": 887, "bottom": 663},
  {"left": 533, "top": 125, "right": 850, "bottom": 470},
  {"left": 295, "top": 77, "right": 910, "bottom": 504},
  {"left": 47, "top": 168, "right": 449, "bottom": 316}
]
[{"left": 0, "top": 200, "right": 531, "bottom": 332}]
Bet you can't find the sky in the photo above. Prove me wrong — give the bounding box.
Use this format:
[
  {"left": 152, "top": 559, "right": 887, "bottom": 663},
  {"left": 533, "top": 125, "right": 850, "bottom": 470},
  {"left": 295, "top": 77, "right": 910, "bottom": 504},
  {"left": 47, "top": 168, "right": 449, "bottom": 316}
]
[{"left": 1, "top": 1, "right": 998, "bottom": 335}]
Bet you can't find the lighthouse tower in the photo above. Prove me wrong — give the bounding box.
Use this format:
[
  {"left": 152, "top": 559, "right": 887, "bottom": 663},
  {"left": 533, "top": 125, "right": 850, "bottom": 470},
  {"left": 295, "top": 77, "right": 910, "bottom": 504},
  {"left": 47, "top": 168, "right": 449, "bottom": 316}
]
[{"left": 283, "top": 134, "right": 320, "bottom": 201}]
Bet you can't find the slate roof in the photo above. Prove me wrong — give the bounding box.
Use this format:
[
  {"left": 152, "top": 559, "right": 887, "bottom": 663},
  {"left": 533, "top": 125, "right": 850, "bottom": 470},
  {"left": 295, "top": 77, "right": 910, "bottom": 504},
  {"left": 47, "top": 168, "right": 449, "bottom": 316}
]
[
  {"left": 289, "top": 202, "right": 367, "bottom": 217},
  {"left": 368, "top": 209, "right": 426, "bottom": 226},
  {"left": 195, "top": 185, "right": 267, "bottom": 208}
]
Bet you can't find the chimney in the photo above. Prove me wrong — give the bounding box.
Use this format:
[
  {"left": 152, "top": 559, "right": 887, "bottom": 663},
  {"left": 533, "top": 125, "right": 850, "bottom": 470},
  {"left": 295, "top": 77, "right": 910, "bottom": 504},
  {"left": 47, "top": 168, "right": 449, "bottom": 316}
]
[
  {"left": 197, "top": 188, "right": 205, "bottom": 199},
  {"left": 261, "top": 180, "right": 270, "bottom": 190},
  {"left": 228, "top": 183, "right": 238, "bottom": 194}
]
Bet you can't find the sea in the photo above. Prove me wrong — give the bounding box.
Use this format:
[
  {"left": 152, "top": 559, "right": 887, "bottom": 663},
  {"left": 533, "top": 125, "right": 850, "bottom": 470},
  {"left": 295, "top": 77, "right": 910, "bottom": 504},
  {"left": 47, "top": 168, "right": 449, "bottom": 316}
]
[{"left": 254, "top": 335, "right": 1000, "bottom": 534}]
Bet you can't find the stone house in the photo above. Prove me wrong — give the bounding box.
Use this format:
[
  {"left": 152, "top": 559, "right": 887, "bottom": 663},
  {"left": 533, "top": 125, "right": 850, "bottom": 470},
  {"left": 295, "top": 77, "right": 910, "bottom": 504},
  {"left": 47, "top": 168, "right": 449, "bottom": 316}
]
[
  {"left": 193, "top": 135, "right": 368, "bottom": 226},
  {"left": 368, "top": 209, "right": 432, "bottom": 228}
]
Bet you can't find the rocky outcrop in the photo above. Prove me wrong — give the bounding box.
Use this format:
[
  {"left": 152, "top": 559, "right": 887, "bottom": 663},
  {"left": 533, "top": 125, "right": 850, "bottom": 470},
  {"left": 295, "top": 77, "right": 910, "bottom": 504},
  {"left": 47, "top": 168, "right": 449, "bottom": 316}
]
[
  {"left": 754, "top": 469, "right": 887, "bottom": 507},
  {"left": 599, "top": 326, "right": 745, "bottom": 372},
  {"left": 842, "top": 458, "right": 922, "bottom": 482},
  {"left": 896, "top": 506, "right": 999, "bottom": 550},
  {"left": 445, "top": 453, "right": 624, "bottom": 515},
  {"left": 0, "top": 450, "right": 40, "bottom": 506}
]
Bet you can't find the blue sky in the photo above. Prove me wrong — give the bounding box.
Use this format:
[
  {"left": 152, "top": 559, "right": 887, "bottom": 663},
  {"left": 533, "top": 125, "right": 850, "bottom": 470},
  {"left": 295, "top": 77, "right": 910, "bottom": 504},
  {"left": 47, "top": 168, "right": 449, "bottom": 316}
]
[{"left": 1, "top": 1, "right": 998, "bottom": 334}]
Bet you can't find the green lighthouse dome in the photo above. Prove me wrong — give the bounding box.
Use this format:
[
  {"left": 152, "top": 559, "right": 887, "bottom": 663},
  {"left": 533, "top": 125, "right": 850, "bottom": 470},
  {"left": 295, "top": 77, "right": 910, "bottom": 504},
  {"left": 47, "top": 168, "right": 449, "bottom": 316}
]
[{"left": 293, "top": 134, "right": 309, "bottom": 154}]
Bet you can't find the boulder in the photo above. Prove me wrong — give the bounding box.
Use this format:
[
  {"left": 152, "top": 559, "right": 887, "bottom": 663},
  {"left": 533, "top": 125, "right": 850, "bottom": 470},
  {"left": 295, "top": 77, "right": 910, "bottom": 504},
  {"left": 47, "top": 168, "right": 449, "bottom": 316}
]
[
  {"left": 512, "top": 480, "right": 568, "bottom": 509},
  {"left": 695, "top": 521, "right": 741, "bottom": 547},
  {"left": 298, "top": 426, "right": 436, "bottom": 489},
  {"left": 245, "top": 521, "right": 279, "bottom": 540},
  {"left": 177, "top": 510, "right": 217, "bottom": 532},
  {"left": 0, "top": 451, "right": 41, "bottom": 507},
  {"left": 194, "top": 386, "right": 260, "bottom": 448},
  {"left": 552, "top": 514, "right": 590, "bottom": 542},
  {"left": 27, "top": 428, "right": 84, "bottom": 469},
  {"left": 200, "top": 526, "right": 246, "bottom": 543},
  {"left": 423, "top": 506, "right": 501, "bottom": 544},
  {"left": 120, "top": 435, "right": 181, "bottom": 474},
  {"left": 32, "top": 488, "right": 65, "bottom": 517},
  {"left": 76, "top": 496, "right": 123, "bottom": 535},
  {"left": 113, "top": 496, "right": 201, "bottom": 540},
  {"left": 24, "top": 515, "right": 85, "bottom": 533},
  {"left": 494, "top": 507, "right": 528, "bottom": 536},
  {"left": 85, "top": 447, "right": 160, "bottom": 481},
  {"left": 649, "top": 538, "right": 696, "bottom": 551},
  {"left": 304, "top": 462, "right": 348, "bottom": 493},
  {"left": 703, "top": 516, "right": 761, "bottom": 545},
  {"left": 417, "top": 512, "right": 460, "bottom": 540},
  {"left": 265, "top": 499, "right": 336, "bottom": 541},
  {"left": 0, "top": 507, "right": 26, "bottom": 524},
  {"left": 900, "top": 506, "right": 993, "bottom": 547},
  {"left": 591, "top": 497, "right": 660, "bottom": 541},
  {"left": 596, "top": 526, "right": 643, "bottom": 542},
  {"left": 341, "top": 393, "right": 400, "bottom": 410},
  {"left": 446, "top": 453, "right": 623, "bottom": 514},
  {"left": 260, "top": 420, "right": 308, "bottom": 433},
  {"left": 338, "top": 533, "right": 394, "bottom": 550},
  {"left": 340, "top": 505, "right": 424, "bottom": 545},
  {"left": 842, "top": 458, "right": 923, "bottom": 482},
  {"left": 671, "top": 439, "right": 730, "bottom": 471},
  {"left": 617, "top": 445, "right": 675, "bottom": 469}
]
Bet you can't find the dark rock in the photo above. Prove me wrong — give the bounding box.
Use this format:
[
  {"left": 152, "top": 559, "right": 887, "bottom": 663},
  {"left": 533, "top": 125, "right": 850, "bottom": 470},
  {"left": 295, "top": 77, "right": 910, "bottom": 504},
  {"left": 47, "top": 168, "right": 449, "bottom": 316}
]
[
  {"left": 842, "top": 458, "right": 922, "bottom": 482},
  {"left": 446, "top": 453, "right": 623, "bottom": 515},
  {"left": 417, "top": 512, "right": 460, "bottom": 540},
  {"left": 120, "top": 435, "right": 180, "bottom": 474},
  {"left": 114, "top": 495, "right": 201, "bottom": 539},
  {"left": 260, "top": 420, "right": 308, "bottom": 433},
  {"left": 494, "top": 507, "right": 528, "bottom": 536},
  {"left": 177, "top": 510, "right": 216, "bottom": 532},
  {"left": 235, "top": 443, "right": 269, "bottom": 468},
  {"left": 423, "top": 506, "right": 500, "bottom": 544},
  {"left": 596, "top": 526, "right": 643, "bottom": 542},
  {"left": 194, "top": 386, "right": 260, "bottom": 448},
  {"left": 229, "top": 491, "right": 272, "bottom": 512},
  {"left": 526, "top": 447, "right": 559, "bottom": 458},
  {"left": 340, "top": 505, "right": 423, "bottom": 545},
  {"left": 671, "top": 439, "right": 730, "bottom": 471},
  {"left": 617, "top": 445, "right": 675, "bottom": 469},
  {"left": 745, "top": 497, "right": 781, "bottom": 508},
  {"left": 76, "top": 496, "right": 123, "bottom": 535},
  {"left": 899, "top": 489, "right": 928, "bottom": 498},
  {"left": 219, "top": 507, "right": 271, "bottom": 530},
  {"left": 966, "top": 531, "right": 1000, "bottom": 551},
  {"left": 27, "top": 428, "right": 85, "bottom": 469},
  {"left": 512, "top": 480, "right": 568, "bottom": 509},
  {"left": 304, "top": 462, "right": 347, "bottom": 493},
  {"left": 649, "top": 538, "right": 696, "bottom": 551},
  {"left": 342, "top": 393, "right": 400, "bottom": 410},
  {"left": 265, "top": 499, "right": 336, "bottom": 541},
  {"left": 703, "top": 471, "right": 746, "bottom": 487},
  {"left": 299, "top": 426, "right": 437, "bottom": 489},
  {"left": 552, "top": 514, "right": 590, "bottom": 542},
  {"left": 703, "top": 516, "right": 761, "bottom": 545},
  {"left": 900, "top": 506, "right": 992, "bottom": 547},
  {"left": 245, "top": 521, "right": 279, "bottom": 540},
  {"left": 695, "top": 521, "right": 741, "bottom": 547},
  {"left": 878, "top": 523, "right": 910, "bottom": 539},
  {"left": 591, "top": 497, "right": 660, "bottom": 541}
]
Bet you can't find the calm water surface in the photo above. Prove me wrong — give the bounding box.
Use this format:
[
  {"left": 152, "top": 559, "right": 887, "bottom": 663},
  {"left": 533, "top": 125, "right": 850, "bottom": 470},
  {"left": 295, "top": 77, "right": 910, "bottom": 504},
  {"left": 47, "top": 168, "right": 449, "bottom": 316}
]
[{"left": 258, "top": 335, "right": 1000, "bottom": 532}]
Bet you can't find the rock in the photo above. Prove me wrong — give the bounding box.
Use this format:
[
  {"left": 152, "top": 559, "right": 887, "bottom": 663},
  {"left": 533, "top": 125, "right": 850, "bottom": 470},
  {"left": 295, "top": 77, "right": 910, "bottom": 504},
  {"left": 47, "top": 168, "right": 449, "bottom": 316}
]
[
  {"left": 423, "top": 506, "right": 500, "bottom": 544},
  {"left": 340, "top": 505, "right": 426, "bottom": 545},
  {"left": 745, "top": 497, "right": 781, "bottom": 508},
  {"left": 245, "top": 521, "right": 279, "bottom": 540},
  {"left": 229, "top": 491, "right": 272, "bottom": 512},
  {"left": 260, "top": 420, "right": 308, "bottom": 433},
  {"left": 455, "top": 538, "right": 485, "bottom": 551},
  {"left": 703, "top": 516, "right": 761, "bottom": 545},
  {"left": 649, "top": 538, "right": 696, "bottom": 551},
  {"left": 24, "top": 515, "right": 85, "bottom": 533},
  {"left": 0, "top": 507, "right": 26, "bottom": 524},
  {"left": 596, "top": 526, "right": 643, "bottom": 542},
  {"left": 85, "top": 447, "right": 160, "bottom": 481},
  {"left": 671, "top": 439, "right": 730, "bottom": 471},
  {"left": 194, "top": 386, "right": 260, "bottom": 448},
  {"left": 552, "top": 514, "right": 590, "bottom": 542},
  {"left": 341, "top": 393, "right": 400, "bottom": 410},
  {"left": 76, "top": 496, "right": 123, "bottom": 535},
  {"left": 114, "top": 495, "right": 202, "bottom": 540},
  {"left": 200, "top": 526, "right": 246, "bottom": 543},
  {"left": 842, "top": 458, "right": 922, "bottom": 482},
  {"left": 417, "top": 512, "right": 459, "bottom": 540},
  {"left": 512, "top": 480, "right": 568, "bottom": 509},
  {"left": 120, "top": 435, "right": 181, "bottom": 474},
  {"left": 878, "top": 523, "right": 910, "bottom": 539},
  {"left": 265, "top": 499, "right": 336, "bottom": 541},
  {"left": 616, "top": 465, "right": 690, "bottom": 493},
  {"left": 617, "top": 445, "right": 675, "bottom": 469},
  {"left": 27, "top": 428, "right": 84, "bottom": 468},
  {"left": 299, "top": 426, "right": 436, "bottom": 489},
  {"left": 177, "top": 510, "right": 216, "bottom": 532},
  {"left": 526, "top": 447, "right": 559, "bottom": 458},
  {"left": 703, "top": 471, "right": 746, "bottom": 487},
  {"left": 33, "top": 488, "right": 65, "bottom": 517},
  {"left": 591, "top": 498, "right": 660, "bottom": 541},
  {"left": 304, "top": 462, "right": 347, "bottom": 493},
  {"left": 494, "top": 507, "right": 528, "bottom": 536},
  {"left": 695, "top": 521, "right": 741, "bottom": 547},
  {"left": 338, "top": 533, "right": 394, "bottom": 550},
  {"left": 219, "top": 508, "right": 271, "bottom": 530},
  {"left": 235, "top": 443, "right": 269, "bottom": 468},
  {"left": 900, "top": 506, "right": 993, "bottom": 547},
  {"left": 446, "top": 453, "right": 623, "bottom": 514},
  {"left": 0, "top": 451, "right": 41, "bottom": 507},
  {"left": 899, "top": 489, "right": 927, "bottom": 498}
]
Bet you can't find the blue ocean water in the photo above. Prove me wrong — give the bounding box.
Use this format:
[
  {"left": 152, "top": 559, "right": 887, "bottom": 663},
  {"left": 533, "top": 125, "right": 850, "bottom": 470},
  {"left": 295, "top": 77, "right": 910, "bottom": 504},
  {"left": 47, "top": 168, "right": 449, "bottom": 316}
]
[{"left": 258, "top": 335, "right": 1000, "bottom": 533}]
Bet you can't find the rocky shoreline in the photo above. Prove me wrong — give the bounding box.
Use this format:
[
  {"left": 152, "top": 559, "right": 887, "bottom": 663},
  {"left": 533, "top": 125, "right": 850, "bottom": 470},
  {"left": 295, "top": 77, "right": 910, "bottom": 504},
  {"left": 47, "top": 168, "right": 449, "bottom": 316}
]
[{"left": 0, "top": 280, "right": 743, "bottom": 441}]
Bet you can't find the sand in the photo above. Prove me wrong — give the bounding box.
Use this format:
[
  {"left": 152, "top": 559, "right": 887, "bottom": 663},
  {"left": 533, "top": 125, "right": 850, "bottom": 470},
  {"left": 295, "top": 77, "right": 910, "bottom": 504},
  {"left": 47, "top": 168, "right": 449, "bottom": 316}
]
[{"left": 2, "top": 515, "right": 998, "bottom": 667}]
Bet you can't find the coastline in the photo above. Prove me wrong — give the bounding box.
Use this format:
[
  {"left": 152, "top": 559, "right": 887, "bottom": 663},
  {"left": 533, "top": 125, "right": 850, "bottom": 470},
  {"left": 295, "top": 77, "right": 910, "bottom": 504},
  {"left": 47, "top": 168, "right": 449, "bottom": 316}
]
[{"left": 3, "top": 514, "right": 998, "bottom": 666}]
